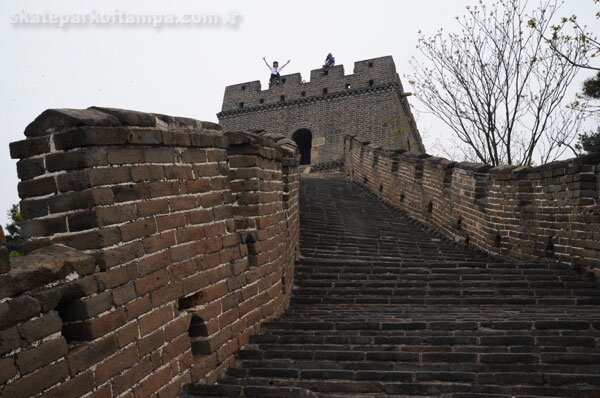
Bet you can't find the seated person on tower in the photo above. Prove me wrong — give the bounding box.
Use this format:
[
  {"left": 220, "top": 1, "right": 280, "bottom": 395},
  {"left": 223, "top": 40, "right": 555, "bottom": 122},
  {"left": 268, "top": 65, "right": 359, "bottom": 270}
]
[
  {"left": 263, "top": 57, "right": 290, "bottom": 87},
  {"left": 323, "top": 53, "right": 335, "bottom": 72}
]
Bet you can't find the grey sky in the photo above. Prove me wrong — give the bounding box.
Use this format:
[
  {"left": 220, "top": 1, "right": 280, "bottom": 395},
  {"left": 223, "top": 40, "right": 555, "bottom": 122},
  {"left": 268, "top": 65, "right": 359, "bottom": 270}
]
[{"left": 0, "top": 0, "right": 598, "bottom": 227}]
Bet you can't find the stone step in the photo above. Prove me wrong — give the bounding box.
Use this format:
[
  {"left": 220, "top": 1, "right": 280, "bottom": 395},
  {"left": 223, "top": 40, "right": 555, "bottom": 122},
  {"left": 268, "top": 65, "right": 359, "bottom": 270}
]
[
  {"left": 223, "top": 375, "right": 600, "bottom": 396},
  {"left": 235, "top": 351, "right": 600, "bottom": 367},
  {"left": 261, "top": 319, "right": 600, "bottom": 331},
  {"left": 186, "top": 175, "right": 600, "bottom": 396},
  {"left": 186, "top": 384, "right": 320, "bottom": 397}
]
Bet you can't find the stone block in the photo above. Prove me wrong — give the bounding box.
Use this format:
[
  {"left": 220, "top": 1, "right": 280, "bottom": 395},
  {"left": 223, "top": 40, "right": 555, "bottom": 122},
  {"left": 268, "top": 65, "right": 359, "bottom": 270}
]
[{"left": 24, "top": 108, "right": 120, "bottom": 138}]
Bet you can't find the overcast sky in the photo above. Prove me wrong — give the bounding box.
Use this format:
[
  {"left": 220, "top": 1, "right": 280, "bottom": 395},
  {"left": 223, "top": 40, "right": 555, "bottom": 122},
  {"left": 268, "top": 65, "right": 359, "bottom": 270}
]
[{"left": 0, "top": 0, "right": 598, "bottom": 227}]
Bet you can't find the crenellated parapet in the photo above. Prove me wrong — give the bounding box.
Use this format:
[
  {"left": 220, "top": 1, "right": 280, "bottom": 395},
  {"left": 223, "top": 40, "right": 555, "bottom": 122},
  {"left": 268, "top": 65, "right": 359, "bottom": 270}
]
[
  {"left": 218, "top": 57, "right": 424, "bottom": 165},
  {"left": 219, "top": 56, "right": 402, "bottom": 114}
]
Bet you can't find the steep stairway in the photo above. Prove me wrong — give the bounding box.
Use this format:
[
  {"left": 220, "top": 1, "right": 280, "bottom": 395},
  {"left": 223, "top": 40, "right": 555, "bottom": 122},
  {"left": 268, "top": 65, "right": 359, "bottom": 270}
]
[{"left": 188, "top": 173, "right": 600, "bottom": 398}]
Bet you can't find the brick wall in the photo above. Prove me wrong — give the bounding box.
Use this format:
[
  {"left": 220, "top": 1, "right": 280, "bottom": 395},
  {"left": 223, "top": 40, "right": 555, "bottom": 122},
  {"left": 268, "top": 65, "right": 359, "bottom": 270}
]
[
  {"left": 0, "top": 107, "right": 299, "bottom": 397},
  {"left": 218, "top": 56, "right": 425, "bottom": 165},
  {"left": 345, "top": 134, "right": 600, "bottom": 273}
]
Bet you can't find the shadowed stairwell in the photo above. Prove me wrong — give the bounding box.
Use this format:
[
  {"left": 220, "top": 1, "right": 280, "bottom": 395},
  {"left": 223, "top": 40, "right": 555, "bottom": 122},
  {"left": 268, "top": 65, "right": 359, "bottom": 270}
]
[{"left": 188, "top": 174, "right": 600, "bottom": 398}]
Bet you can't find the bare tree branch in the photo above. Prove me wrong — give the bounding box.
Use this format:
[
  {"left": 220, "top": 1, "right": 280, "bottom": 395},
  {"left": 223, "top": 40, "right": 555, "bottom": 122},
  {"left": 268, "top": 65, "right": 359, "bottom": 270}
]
[{"left": 408, "top": 0, "right": 587, "bottom": 166}]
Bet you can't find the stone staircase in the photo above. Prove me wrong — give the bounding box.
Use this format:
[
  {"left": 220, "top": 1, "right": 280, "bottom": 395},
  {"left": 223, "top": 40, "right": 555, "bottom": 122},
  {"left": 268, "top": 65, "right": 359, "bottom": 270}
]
[{"left": 188, "top": 174, "right": 600, "bottom": 398}]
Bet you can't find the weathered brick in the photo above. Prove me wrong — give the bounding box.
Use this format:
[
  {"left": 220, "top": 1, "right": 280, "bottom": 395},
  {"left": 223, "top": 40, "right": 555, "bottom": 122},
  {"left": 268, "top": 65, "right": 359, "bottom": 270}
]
[
  {"left": 9, "top": 136, "right": 51, "bottom": 159},
  {"left": 0, "top": 357, "right": 17, "bottom": 385},
  {"left": 132, "top": 364, "right": 172, "bottom": 398},
  {"left": 17, "top": 178, "right": 57, "bottom": 200},
  {"left": 1, "top": 359, "right": 69, "bottom": 398},
  {"left": 120, "top": 218, "right": 157, "bottom": 242},
  {"left": 17, "top": 311, "right": 62, "bottom": 343},
  {"left": 138, "top": 329, "right": 165, "bottom": 357},
  {"left": 45, "top": 149, "right": 107, "bottom": 172},
  {"left": 16, "top": 337, "right": 68, "bottom": 375},
  {"left": 21, "top": 216, "right": 67, "bottom": 238},
  {"left": 112, "top": 356, "right": 152, "bottom": 395},
  {"left": 109, "top": 284, "right": 135, "bottom": 307},
  {"left": 131, "top": 165, "right": 165, "bottom": 182},
  {"left": 150, "top": 281, "right": 184, "bottom": 307},
  {"left": 134, "top": 268, "right": 170, "bottom": 296},
  {"left": 96, "top": 204, "right": 137, "bottom": 226},
  {"left": 143, "top": 232, "right": 176, "bottom": 255},
  {"left": 62, "top": 308, "right": 127, "bottom": 341},
  {"left": 124, "top": 296, "right": 153, "bottom": 321},
  {"left": 0, "top": 295, "right": 41, "bottom": 330},
  {"left": 58, "top": 291, "right": 113, "bottom": 321},
  {"left": 117, "top": 321, "right": 139, "bottom": 348},
  {"left": 49, "top": 188, "right": 114, "bottom": 213},
  {"left": 138, "top": 305, "right": 174, "bottom": 336},
  {"left": 137, "top": 199, "right": 169, "bottom": 217},
  {"left": 43, "top": 370, "right": 95, "bottom": 398},
  {"left": 107, "top": 148, "right": 145, "bottom": 165},
  {"left": 164, "top": 314, "right": 192, "bottom": 341},
  {"left": 112, "top": 183, "right": 150, "bottom": 202},
  {"left": 67, "top": 335, "right": 119, "bottom": 375},
  {"left": 88, "top": 166, "right": 131, "bottom": 186},
  {"left": 96, "top": 241, "right": 144, "bottom": 269},
  {"left": 19, "top": 197, "right": 49, "bottom": 219},
  {"left": 0, "top": 327, "right": 21, "bottom": 356},
  {"left": 94, "top": 344, "right": 139, "bottom": 384}
]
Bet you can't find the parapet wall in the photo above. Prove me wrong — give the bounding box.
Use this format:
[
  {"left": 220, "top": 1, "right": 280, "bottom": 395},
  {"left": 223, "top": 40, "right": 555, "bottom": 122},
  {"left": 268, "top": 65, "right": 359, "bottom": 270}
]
[
  {"left": 1, "top": 107, "right": 299, "bottom": 397},
  {"left": 218, "top": 56, "right": 425, "bottom": 165},
  {"left": 220, "top": 57, "right": 401, "bottom": 112},
  {"left": 345, "top": 134, "right": 600, "bottom": 273}
]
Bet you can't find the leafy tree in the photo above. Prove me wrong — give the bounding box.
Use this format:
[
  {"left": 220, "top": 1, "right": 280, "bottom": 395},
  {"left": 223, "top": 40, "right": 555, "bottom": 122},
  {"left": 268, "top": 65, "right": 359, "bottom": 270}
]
[
  {"left": 5, "top": 204, "right": 24, "bottom": 256},
  {"left": 409, "top": 0, "right": 586, "bottom": 166},
  {"left": 577, "top": 72, "right": 600, "bottom": 154},
  {"left": 583, "top": 72, "right": 600, "bottom": 98},
  {"left": 576, "top": 127, "right": 600, "bottom": 153}
]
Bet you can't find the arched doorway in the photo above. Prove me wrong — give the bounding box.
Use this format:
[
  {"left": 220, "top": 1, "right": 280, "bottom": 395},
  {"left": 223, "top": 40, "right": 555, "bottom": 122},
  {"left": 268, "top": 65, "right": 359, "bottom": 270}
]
[{"left": 292, "top": 129, "right": 312, "bottom": 165}]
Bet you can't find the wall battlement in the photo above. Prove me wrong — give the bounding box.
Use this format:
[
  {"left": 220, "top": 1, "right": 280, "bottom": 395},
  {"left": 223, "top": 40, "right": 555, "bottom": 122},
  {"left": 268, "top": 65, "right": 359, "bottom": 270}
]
[
  {"left": 1, "top": 107, "right": 299, "bottom": 397},
  {"left": 218, "top": 56, "right": 425, "bottom": 166},
  {"left": 220, "top": 56, "right": 401, "bottom": 113},
  {"left": 345, "top": 134, "right": 600, "bottom": 273}
]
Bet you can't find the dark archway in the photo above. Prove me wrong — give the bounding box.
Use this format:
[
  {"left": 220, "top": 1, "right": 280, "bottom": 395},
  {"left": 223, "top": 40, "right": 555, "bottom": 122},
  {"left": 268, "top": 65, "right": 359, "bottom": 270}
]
[{"left": 292, "top": 129, "right": 312, "bottom": 165}]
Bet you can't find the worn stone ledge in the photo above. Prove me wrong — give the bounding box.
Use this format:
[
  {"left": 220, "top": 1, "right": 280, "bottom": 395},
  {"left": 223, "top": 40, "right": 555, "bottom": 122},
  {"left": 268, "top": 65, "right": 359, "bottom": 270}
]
[
  {"left": 22, "top": 107, "right": 222, "bottom": 138},
  {"left": 0, "top": 245, "right": 95, "bottom": 299}
]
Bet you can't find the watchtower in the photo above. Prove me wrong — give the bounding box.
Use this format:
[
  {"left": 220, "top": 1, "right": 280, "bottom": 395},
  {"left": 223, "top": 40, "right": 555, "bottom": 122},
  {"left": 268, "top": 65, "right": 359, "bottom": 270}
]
[{"left": 217, "top": 56, "right": 425, "bottom": 166}]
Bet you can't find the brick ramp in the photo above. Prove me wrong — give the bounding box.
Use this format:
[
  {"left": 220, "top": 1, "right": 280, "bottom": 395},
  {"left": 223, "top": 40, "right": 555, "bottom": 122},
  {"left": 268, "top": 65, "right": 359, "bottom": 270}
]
[{"left": 188, "top": 173, "right": 600, "bottom": 397}]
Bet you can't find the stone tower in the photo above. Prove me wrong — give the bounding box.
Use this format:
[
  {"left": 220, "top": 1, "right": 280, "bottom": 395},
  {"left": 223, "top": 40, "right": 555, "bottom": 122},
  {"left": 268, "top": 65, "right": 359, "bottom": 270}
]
[{"left": 218, "top": 56, "right": 425, "bottom": 166}]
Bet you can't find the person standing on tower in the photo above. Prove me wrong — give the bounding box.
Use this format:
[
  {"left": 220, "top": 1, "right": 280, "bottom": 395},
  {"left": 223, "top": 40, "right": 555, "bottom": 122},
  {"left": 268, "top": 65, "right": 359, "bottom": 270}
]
[
  {"left": 263, "top": 57, "right": 290, "bottom": 87},
  {"left": 322, "top": 52, "right": 335, "bottom": 73}
]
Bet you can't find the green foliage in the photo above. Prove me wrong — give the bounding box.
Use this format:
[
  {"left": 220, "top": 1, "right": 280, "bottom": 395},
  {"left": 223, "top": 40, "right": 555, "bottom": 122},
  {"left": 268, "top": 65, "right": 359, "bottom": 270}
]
[
  {"left": 583, "top": 72, "right": 600, "bottom": 99},
  {"left": 5, "top": 204, "right": 24, "bottom": 256},
  {"left": 576, "top": 127, "right": 600, "bottom": 154}
]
